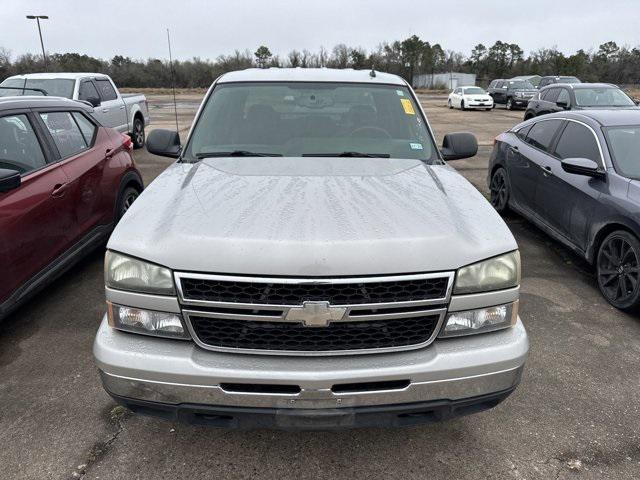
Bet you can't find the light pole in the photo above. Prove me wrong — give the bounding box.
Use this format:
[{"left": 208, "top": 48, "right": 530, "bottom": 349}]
[{"left": 26, "top": 15, "right": 49, "bottom": 70}]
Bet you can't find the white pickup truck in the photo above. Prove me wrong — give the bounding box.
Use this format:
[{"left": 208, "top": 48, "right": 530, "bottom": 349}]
[{"left": 0, "top": 73, "right": 150, "bottom": 148}]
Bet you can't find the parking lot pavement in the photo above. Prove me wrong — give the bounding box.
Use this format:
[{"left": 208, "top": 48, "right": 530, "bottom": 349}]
[{"left": 1, "top": 94, "right": 639, "bottom": 480}]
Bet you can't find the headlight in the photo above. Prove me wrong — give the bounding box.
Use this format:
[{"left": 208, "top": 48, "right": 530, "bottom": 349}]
[
  {"left": 105, "top": 251, "right": 175, "bottom": 295},
  {"left": 107, "top": 302, "right": 190, "bottom": 339},
  {"left": 439, "top": 301, "right": 518, "bottom": 337},
  {"left": 454, "top": 251, "right": 520, "bottom": 294}
]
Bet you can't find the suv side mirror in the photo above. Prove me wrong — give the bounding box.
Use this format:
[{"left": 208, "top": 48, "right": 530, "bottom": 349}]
[
  {"left": 147, "top": 129, "right": 182, "bottom": 158},
  {"left": 0, "top": 168, "right": 21, "bottom": 193},
  {"left": 441, "top": 132, "right": 478, "bottom": 160},
  {"left": 561, "top": 158, "right": 604, "bottom": 178},
  {"left": 86, "top": 96, "right": 101, "bottom": 107}
]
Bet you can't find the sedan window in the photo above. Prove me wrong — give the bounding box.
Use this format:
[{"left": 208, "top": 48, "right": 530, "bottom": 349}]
[
  {"left": 554, "top": 122, "right": 601, "bottom": 163},
  {"left": 525, "top": 120, "right": 563, "bottom": 152},
  {"left": 0, "top": 114, "right": 46, "bottom": 174}
]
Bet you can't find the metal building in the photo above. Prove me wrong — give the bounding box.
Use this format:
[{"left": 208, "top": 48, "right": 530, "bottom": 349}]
[{"left": 412, "top": 72, "right": 477, "bottom": 89}]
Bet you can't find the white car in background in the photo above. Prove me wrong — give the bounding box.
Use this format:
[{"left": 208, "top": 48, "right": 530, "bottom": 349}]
[{"left": 448, "top": 86, "right": 494, "bottom": 111}]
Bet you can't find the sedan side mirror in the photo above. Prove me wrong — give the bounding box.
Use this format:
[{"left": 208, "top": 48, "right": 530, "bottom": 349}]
[
  {"left": 86, "top": 96, "right": 101, "bottom": 107},
  {"left": 561, "top": 158, "right": 605, "bottom": 178},
  {"left": 147, "top": 129, "right": 182, "bottom": 158},
  {"left": 0, "top": 168, "right": 21, "bottom": 193},
  {"left": 441, "top": 132, "right": 478, "bottom": 160},
  {"left": 556, "top": 100, "right": 570, "bottom": 110}
]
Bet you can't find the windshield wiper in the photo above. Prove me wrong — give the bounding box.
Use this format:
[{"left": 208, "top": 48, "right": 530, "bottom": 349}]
[
  {"left": 302, "top": 152, "right": 391, "bottom": 158},
  {"left": 195, "top": 150, "right": 282, "bottom": 159}
]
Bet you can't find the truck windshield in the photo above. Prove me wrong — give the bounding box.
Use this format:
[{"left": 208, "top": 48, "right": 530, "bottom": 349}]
[
  {"left": 0, "top": 78, "right": 75, "bottom": 98},
  {"left": 184, "top": 82, "right": 439, "bottom": 163}
]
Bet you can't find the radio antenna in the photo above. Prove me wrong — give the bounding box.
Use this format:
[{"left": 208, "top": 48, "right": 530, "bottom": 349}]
[{"left": 167, "top": 28, "right": 179, "bottom": 132}]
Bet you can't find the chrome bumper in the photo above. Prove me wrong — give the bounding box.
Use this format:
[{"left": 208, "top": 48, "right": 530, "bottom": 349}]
[{"left": 95, "top": 316, "right": 528, "bottom": 410}]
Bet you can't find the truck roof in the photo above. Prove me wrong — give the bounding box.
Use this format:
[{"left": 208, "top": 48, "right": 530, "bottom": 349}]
[
  {"left": 4, "top": 72, "right": 109, "bottom": 81},
  {"left": 217, "top": 68, "right": 408, "bottom": 86}
]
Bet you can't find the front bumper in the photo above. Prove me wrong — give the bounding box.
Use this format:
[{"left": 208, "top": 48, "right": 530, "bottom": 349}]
[
  {"left": 512, "top": 97, "right": 533, "bottom": 106},
  {"left": 466, "top": 101, "right": 493, "bottom": 108},
  {"left": 94, "top": 316, "right": 528, "bottom": 427}
]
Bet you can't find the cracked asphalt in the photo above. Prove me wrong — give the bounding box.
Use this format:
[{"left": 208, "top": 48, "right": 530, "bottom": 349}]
[{"left": 0, "top": 94, "right": 638, "bottom": 480}]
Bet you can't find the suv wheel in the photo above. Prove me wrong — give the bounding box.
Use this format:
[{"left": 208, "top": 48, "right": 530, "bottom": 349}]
[
  {"left": 489, "top": 167, "right": 510, "bottom": 214},
  {"left": 506, "top": 98, "right": 514, "bottom": 110},
  {"left": 116, "top": 186, "right": 140, "bottom": 222},
  {"left": 597, "top": 230, "right": 640, "bottom": 310}
]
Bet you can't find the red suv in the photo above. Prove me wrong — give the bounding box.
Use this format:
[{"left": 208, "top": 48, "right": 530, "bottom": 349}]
[{"left": 0, "top": 96, "right": 143, "bottom": 320}]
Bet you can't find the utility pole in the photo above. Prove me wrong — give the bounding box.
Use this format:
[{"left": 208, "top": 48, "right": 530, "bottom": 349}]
[{"left": 26, "top": 15, "right": 49, "bottom": 70}]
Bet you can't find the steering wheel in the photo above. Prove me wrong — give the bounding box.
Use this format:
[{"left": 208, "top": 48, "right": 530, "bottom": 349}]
[{"left": 349, "top": 126, "right": 392, "bottom": 139}]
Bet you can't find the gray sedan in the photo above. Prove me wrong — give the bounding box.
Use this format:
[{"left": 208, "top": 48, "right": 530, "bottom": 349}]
[{"left": 489, "top": 110, "right": 640, "bottom": 310}]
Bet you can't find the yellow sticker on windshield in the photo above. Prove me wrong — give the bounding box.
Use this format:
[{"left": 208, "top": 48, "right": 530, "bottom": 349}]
[{"left": 401, "top": 98, "right": 415, "bottom": 115}]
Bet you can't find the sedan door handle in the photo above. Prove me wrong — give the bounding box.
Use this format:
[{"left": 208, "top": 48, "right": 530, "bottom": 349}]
[
  {"left": 102, "top": 108, "right": 109, "bottom": 113},
  {"left": 541, "top": 165, "right": 553, "bottom": 176},
  {"left": 105, "top": 148, "right": 113, "bottom": 159},
  {"left": 51, "top": 183, "right": 68, "bottom": 198}
]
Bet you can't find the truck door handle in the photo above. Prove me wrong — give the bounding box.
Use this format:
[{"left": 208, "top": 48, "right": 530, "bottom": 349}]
[{"left": 51, "top": 183, "right": 68, "bottom": 198}]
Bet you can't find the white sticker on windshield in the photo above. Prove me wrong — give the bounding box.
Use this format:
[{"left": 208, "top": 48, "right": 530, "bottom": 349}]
[
  {"left": 410, "top": 142, "right": 423, "bottom": 150},
  {"left": 396, "top": 90, "right": 404, "bottom": 96}
]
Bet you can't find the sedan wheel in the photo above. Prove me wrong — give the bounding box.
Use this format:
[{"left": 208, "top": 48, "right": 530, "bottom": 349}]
[
  {"left": 597, "top": 231, "right": 640, "bottom": 310},
  {"left": 448, "top": 99, "right": 453, "bottom": 109},
  {"left": 489, "top": 167, "right": 510, "bottom": 214}
]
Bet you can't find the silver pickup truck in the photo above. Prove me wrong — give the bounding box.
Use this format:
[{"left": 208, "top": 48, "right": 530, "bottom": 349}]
[
  {"left": 94, "top": 68, "right": 528, "bottom": 430},
  {"left": 0, "top": 73, "right": 150, "bottom": 148}
]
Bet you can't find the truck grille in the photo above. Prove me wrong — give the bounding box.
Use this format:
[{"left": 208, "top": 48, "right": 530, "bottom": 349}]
[
  {"left": 179, "top": 276, "right": 449, "bottom": 305},
  {"left": 188, "top": 314, "right": 442, "bottom": 353},
  {"left": 176, "top": 272, "right": 453, "bottom": 355}
]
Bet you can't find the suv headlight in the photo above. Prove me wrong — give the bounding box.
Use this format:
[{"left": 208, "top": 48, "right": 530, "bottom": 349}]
[
  {"left": 105, "top": 251, "right": 175, "bottom": 295},
  {"left": 454, "top": 251, "right": 520, "bottom": 294}
]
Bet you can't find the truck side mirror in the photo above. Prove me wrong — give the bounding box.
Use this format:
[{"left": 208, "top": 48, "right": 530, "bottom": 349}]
[
  {"left": 0, "top": 168, "right": 21, "bottom": 193},
  {"left": 86, "top": 96, "right": 101, "bottom": 107},
  {"left": 147, "top": 129, "right": 182, "bottom": 158},
  {"left": 441, "top": 132, "right": 478, "bottom": 160}
]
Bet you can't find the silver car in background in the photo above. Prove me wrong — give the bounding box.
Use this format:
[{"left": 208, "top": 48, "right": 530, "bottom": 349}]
[{"left": 94, "top": 68, "right": 528, "bottom": 429}]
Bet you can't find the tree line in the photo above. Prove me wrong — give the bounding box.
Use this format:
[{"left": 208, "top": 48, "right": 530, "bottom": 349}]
[{"left": 1, "top": 37, "right": 638, "bottom": 89}]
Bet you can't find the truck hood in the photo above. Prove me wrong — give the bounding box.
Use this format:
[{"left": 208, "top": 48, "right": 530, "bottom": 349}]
[{"left": 108, "top": 157, "right": 517, "bottom": 276}]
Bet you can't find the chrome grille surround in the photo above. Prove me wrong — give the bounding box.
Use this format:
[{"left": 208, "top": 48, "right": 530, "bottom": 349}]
[{"left": 175, "top": 272, "right": 454, "bottom": 356}]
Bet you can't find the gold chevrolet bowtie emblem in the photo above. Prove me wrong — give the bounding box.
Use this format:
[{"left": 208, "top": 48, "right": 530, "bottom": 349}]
[{"left": 285, "top": 301, "right": 347, "bottom": 327}]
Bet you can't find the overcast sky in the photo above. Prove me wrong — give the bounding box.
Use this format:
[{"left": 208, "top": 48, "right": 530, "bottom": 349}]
[{"left": 3, "top": 0, "right": 640, "bottom": 61}]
